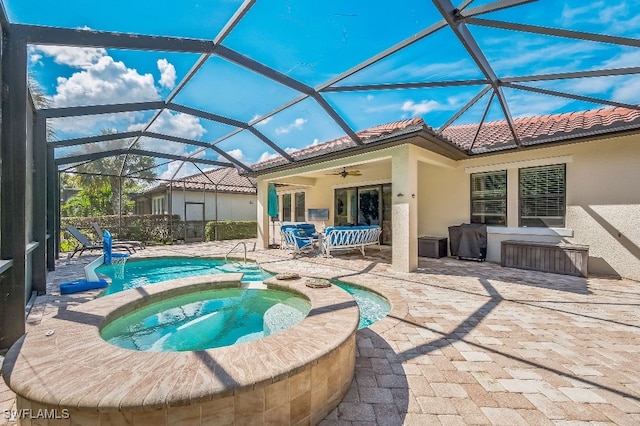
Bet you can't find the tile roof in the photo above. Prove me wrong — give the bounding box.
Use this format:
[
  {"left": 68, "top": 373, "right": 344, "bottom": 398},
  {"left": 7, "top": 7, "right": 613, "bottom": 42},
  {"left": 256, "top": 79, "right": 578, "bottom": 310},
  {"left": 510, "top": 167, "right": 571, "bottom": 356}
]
[
  {"left": 251, "top": 117, "right": 426, "bottom": 171},
  {"left": 251, "top": 106, "right": 640, "bottom": 171},
  {"left": 442, "top": 106, "right": 640, "bottom": 153},
  {"left": 143, "top": 167, "right": 256, "bottom": 195}
]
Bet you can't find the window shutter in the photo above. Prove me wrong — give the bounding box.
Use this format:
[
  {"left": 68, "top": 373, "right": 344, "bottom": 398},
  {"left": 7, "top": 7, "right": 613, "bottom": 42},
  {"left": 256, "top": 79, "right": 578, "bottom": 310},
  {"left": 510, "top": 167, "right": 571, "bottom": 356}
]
[{"left": 519, "top": 164, "right": 565, "bottom": 227}]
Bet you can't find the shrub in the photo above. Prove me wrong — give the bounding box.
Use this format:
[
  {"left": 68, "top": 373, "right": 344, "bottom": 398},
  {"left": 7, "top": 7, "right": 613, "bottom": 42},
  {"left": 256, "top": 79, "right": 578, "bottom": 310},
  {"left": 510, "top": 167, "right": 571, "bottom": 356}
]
[{"left": 205, "top": 221, "right": 257, "bottom": 241}]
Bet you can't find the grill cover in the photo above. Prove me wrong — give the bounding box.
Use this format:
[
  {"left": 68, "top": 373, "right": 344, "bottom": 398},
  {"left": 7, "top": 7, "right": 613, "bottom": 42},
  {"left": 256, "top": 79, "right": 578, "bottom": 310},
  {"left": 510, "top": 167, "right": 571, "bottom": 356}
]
[{"left": 448, "top": 223, "right": 487, "bottom": 260}]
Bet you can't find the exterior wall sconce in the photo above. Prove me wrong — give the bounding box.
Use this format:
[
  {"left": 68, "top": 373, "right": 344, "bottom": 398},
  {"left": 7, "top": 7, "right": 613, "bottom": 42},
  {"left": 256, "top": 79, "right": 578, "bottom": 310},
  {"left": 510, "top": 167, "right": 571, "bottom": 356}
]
[
  {"left": 397, "top": 193, "right": 404, "bottom": 197},
  {"left": 411, "top": 194, "right": 416, "bottom": 198}
]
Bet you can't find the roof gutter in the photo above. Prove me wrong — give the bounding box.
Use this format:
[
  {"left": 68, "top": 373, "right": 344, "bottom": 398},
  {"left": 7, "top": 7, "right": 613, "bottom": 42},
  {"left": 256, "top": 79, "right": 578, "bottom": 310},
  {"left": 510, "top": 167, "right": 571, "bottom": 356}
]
[{"left": 246, "top": 126, "right": 468, "bottom": 177}]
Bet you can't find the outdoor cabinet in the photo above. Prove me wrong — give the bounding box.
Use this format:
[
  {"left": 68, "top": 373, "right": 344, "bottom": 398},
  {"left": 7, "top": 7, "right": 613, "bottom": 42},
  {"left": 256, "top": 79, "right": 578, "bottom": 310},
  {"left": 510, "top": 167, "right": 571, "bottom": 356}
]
[
  {"left": 418, "top": 237, "right": 448, "bottom": 258},
  {"left": 501, "top": 240, "right": 589, "bottom": 277}
]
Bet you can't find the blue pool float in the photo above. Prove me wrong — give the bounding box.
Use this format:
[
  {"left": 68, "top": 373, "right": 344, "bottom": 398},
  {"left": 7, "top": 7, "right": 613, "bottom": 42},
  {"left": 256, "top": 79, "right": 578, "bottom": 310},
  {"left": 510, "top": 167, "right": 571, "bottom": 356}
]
[
  {"left": 60, "top": 278, "right": 109, "bottom": 294},
  {"left": 60, "top": 230, "right": 129, "bottom": 294}
]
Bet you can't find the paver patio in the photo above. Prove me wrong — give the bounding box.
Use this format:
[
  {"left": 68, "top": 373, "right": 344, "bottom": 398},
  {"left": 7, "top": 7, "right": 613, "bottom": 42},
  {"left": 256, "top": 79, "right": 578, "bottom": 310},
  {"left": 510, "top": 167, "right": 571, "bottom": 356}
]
[{"left": 1, "top": 239, "right": 639, "bottom": 425}]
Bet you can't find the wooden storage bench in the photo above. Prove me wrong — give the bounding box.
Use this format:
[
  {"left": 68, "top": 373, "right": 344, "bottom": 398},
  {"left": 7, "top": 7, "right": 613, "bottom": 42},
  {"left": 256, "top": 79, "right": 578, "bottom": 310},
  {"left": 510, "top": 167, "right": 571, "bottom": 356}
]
[{"left": 501, "top": 240, "right": 589, "bottom": 277}]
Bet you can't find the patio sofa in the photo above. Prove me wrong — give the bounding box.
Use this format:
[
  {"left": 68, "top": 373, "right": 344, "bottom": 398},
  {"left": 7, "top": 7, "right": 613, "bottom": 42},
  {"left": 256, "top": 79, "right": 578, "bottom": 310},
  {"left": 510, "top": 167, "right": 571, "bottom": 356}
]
[{"left": 322, "top": 225, "right": 382, "bottom": 257}]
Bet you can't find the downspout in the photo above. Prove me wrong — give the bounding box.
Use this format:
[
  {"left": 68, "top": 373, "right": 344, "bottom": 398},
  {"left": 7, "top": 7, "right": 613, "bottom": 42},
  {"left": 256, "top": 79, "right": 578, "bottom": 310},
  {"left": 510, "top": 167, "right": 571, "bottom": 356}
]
[
  {"left": 118, "top": 175, "right": 123, "bottom": 236},
  {"left": 214, "top": 183, "right": 218, "bottom": 241},
  {"left": 168, "top": 182, "right": 173, "bottom": 241}
]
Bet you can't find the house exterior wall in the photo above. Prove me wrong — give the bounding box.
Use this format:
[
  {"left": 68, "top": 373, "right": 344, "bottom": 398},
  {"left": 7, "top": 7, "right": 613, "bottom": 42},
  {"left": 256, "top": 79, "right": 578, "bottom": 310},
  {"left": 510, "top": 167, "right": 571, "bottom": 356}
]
[
  {"left": 257, "top": 135, "right": 639, "bottom": 280},
  {"left": 168, "top": 190, "right": 256, "bottom": 221},
  {"left": 417, "top": 133, "right": 640, "bottom": 281}
]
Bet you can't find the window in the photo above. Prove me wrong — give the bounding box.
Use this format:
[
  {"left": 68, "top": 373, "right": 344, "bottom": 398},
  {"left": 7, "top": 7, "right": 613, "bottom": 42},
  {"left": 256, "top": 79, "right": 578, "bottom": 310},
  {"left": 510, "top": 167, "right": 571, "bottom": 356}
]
[
  {"left": 282, "top": 193, "right": 291, "bottom": 221},
  {"left": 470, "top": 171, "right": 507, "bottom": 225},
  {"left": 152, "top": 195, "right": 165, "bottom": 214},
  {"left": 295, "top": 192, "right": 305, "bottom": 222},
  {"left": 519, "top": 164, "right": 566, "bottom": 227}
]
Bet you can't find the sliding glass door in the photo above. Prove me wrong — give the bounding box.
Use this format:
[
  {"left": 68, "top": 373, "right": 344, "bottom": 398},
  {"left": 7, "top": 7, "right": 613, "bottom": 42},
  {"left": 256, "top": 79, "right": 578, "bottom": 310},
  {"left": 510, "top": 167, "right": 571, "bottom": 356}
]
[{"left": 334, "top": 184, "right": 392, "bottom": 245}]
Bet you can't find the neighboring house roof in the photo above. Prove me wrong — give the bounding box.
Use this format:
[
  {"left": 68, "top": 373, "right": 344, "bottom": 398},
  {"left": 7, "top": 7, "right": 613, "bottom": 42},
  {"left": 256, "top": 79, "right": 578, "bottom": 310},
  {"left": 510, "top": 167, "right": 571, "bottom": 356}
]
[
  {"left": 140, "top": 167, "right": 257, "bottom": 196},
  {"left": 251, "top": 106, "right": 640, "bottom": 173}
]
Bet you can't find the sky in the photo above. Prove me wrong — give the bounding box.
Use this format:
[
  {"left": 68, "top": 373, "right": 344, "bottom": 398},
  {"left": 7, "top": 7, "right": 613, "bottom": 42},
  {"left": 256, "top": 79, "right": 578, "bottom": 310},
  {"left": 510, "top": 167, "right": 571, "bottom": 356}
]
[{"left": 5, "top": 0, "right": 640, "bottom": 179}]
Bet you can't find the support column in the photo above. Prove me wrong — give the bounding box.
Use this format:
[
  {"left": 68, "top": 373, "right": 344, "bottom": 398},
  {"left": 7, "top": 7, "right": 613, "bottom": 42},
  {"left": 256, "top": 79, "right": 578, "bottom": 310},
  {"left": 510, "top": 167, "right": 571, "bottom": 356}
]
[
  {"left": 32, "top": 114, "right": 47, "bottom": 293},
  {"left": 46, "top": 146, "right": 56, "bottom": 270},
  {"left": 391, "top": 145, "right": 419, "bottom": 273},
  {"left": 256, "top": 178, "right": 270, "bottom": 249},
  {"left": 0, "top": 30, "right": 28, "bottom": 349}
]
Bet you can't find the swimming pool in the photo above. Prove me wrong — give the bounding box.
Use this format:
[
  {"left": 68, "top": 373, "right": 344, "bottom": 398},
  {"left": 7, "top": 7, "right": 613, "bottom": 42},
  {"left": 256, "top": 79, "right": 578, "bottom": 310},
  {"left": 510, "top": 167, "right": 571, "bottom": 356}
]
[
  {"left": 96, "top": 257, "right": 271, "bottom": 295},
  {"left": 101, "top": 287, "right": 311, "bottom": 351},
  {"left": 96, "top": 257, "right": 390, "bottom": 328},
  {"left": 334, "top": 281, "right": 391, "bottom": 329}
]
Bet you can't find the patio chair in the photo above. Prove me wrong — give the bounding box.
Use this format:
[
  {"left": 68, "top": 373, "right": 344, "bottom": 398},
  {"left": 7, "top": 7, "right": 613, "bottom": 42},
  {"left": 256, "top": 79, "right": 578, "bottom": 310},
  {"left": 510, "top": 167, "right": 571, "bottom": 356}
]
[
  {"left": 281, "top": 228, "right": 316, "bottom": 256},
  {"left": 66, "top": 226, "right": 135, "bottom": 259},
  {"left": 92, "top": 222, "right": 145, "bottom": 250}
]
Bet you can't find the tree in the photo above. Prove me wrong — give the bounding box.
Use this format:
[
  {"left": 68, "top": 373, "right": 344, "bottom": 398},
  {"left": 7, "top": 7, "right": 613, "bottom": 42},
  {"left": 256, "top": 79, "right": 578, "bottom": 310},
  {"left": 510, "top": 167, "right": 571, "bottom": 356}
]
[{"left": 61, "top": 133, "right": 157, "bottom": 217}]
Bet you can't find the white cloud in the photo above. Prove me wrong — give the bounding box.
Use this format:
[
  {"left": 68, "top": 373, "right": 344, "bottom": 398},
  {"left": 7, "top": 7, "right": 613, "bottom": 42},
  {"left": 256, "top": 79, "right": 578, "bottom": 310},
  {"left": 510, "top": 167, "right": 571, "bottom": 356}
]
[
  {"left": 275, "top": 118, "right": 307, "bottom": 134},
  {"left": 29, "top": 53, "right": 43, "bottom": 64},
  {"left": 157, "top": 59, "right": 176, "bottom": 90},
  {"left": 251, "top": 114, "right": 273, "bottom": 126},
  {"left": 52, "top": 55, "right": 159, "bottom": 107},
  {"left": 257, "top": 151, "right": 280, "bottom": 163},
  {"left": 223, "top": 148, "right": 248, "bottom": 162},
  {"left": 141, "top": 110, "right": 206, "bottom": 140},
  {"left": 612, "top": 76, "right": 640, "bottom": 103},
  {"left": 401, "top": 100, "right": 441, "bottom": 116},
  {"left": 31, "top": 45, "right": 108, "bottom": 68}
]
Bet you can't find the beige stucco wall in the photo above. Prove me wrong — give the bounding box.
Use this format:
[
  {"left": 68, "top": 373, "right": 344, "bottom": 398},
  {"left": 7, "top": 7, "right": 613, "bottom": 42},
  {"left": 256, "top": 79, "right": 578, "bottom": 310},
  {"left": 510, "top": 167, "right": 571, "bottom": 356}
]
[
  {"left": 417, "top": 134, "right": 640, "bottom": 281},
  {"left": 257, "top": 135, "right": 640, "bottom": 280}
]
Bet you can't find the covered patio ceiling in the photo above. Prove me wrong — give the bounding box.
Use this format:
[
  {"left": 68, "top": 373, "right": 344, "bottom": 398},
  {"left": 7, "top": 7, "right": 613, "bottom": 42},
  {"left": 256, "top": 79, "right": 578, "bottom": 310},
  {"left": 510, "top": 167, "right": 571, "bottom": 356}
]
[{"left": 4, "top": 0, "right": 640, "bottom": 181}]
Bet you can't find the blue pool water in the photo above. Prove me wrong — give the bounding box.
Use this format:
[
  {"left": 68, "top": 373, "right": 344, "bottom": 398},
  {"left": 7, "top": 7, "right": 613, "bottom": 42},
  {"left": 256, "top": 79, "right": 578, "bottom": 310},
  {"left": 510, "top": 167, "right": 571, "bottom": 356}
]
[
  {"left": 334, "top": 281, "right": 391, "bottom": 329},
  {"left": 96, "top": 257, "right": 390, "bottom": 328},
  {"left": 96, "top": 257, "right": 272, "bottom": 296},
  {"left": 101, "top": 287, "right": 311, "bottom": 351}
]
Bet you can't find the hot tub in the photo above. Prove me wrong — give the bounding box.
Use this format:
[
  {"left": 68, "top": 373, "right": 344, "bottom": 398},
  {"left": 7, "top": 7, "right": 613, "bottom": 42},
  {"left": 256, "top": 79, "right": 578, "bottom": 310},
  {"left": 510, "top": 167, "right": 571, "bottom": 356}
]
[{"left": 2, "top": 273, "right": 359, "bottom": 425}]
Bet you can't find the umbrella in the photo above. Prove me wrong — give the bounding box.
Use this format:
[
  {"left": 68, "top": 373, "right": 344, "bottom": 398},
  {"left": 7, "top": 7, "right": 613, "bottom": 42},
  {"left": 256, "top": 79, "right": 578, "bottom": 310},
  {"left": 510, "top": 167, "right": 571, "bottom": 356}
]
[{"left": 267, "top": 183, "right": 279, "bottom": 247}]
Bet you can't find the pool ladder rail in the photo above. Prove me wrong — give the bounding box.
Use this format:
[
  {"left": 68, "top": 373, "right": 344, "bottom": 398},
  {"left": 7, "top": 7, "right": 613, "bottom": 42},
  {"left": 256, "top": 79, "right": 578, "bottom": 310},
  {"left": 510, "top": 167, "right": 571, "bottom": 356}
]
[
  {"left": 224, "top": 242, "right": 268, "bottom": 289},
  {"left": 225, "top": 241, "right": 247, "bottom": 264}
]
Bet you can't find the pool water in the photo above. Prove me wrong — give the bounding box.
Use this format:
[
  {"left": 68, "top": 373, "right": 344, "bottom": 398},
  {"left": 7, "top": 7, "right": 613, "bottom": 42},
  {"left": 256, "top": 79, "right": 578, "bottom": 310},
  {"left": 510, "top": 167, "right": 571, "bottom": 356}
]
[
  {"left": 101, "top": 288, "right": 310, "bottom": 351},
  {"left": 96, "top": 257, "right": 389, "bottom": 328},
  {"left": 97, "top": 257, "right": 272, "bottom": 296},
  {"left": 333, "top": 281, "right": 391, "bottom": 329}
]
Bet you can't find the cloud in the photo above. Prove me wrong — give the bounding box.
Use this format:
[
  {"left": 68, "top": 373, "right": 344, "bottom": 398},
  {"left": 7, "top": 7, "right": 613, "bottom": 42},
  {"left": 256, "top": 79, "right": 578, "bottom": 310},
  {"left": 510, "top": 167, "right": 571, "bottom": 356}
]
[
  {"left": 52, "top": 55, "right": 160, "bottom": 107},
  {"left": 29, "top": 53, "right": 43, "bottom": 65},
  {"left": 223, "top": 148, "right": 248, "bottom": 162},
  {"left": 31, "top": 45, "right": 108, "bottom": 68},
  {"left": 140, "top": 110, "right": 206, "bottom": 140},
  {"left": 157, "top": 59, "right": 176, "bottom": 90},
  {"left": 251, "top": 114, "right": 273, "bottom": 126},
  {"left": 257, "top": 151, "right": 280, "bottom": 163},
  {"left": 401, "top": 100, "right": 441, "bottom": 116},
  {"left": 275, "top": 118, "right": 307, "bottom": 134}
]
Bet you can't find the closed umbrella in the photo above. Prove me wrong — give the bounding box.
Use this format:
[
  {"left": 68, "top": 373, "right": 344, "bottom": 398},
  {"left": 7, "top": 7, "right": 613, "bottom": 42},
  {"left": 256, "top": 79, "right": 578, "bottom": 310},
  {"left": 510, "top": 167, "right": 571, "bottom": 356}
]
[{"left": 268, "top": 183, "right": 279, "bottom": 248}]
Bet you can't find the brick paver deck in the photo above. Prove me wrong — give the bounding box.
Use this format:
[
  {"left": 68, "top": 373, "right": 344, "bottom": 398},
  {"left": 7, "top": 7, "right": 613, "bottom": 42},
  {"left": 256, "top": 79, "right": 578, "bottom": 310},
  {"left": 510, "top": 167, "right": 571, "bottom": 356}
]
[{"left": 1, "top": 240, "right": 639, "bottom": 425}]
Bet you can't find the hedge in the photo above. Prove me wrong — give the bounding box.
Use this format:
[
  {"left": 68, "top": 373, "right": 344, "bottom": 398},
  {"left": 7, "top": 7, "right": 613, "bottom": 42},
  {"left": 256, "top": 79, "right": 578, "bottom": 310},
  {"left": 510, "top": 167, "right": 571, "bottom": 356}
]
[
  {"left": 59, "top": 216, "right": 258, "bottom": 252},
  {"left": 60, "top": 214, "right": 183, "bottom": 252},
  {"left": 205, "top": 221, "right": 257, "bottom": 241}
]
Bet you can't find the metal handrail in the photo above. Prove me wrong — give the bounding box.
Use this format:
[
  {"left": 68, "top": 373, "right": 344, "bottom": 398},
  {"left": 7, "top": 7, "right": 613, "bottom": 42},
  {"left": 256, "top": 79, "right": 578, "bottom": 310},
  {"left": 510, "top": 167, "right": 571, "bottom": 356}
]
[{"left": 225, "top": 241, "right": 247, "bottom": 264}]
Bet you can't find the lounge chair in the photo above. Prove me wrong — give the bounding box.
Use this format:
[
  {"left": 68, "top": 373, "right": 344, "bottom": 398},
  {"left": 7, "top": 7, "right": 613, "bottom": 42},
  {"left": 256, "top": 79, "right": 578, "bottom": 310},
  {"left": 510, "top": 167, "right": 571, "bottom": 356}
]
[
  {"left": 91, "top": 222, "right": 145, "bottom": 250},
  {"left": 281, "top": 228, "right": 316, "bottom": 256},
  {"left": 66, "top": 226, "right": 135, "bottom": 259}
]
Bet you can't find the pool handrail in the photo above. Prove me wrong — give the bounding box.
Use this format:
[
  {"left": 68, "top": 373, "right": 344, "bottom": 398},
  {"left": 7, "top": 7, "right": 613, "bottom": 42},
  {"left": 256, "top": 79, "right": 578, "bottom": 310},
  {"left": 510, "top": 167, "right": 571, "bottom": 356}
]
[{"left": 225, "top": 241, "right": 247, "bottom": 263}]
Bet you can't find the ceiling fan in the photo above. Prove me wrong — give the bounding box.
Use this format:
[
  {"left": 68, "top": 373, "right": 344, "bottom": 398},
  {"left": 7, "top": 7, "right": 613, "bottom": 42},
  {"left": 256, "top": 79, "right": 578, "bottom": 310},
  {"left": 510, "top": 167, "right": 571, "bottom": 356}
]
[{"left": 327, "top": 167, "right": 362, "bottom": 178}]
